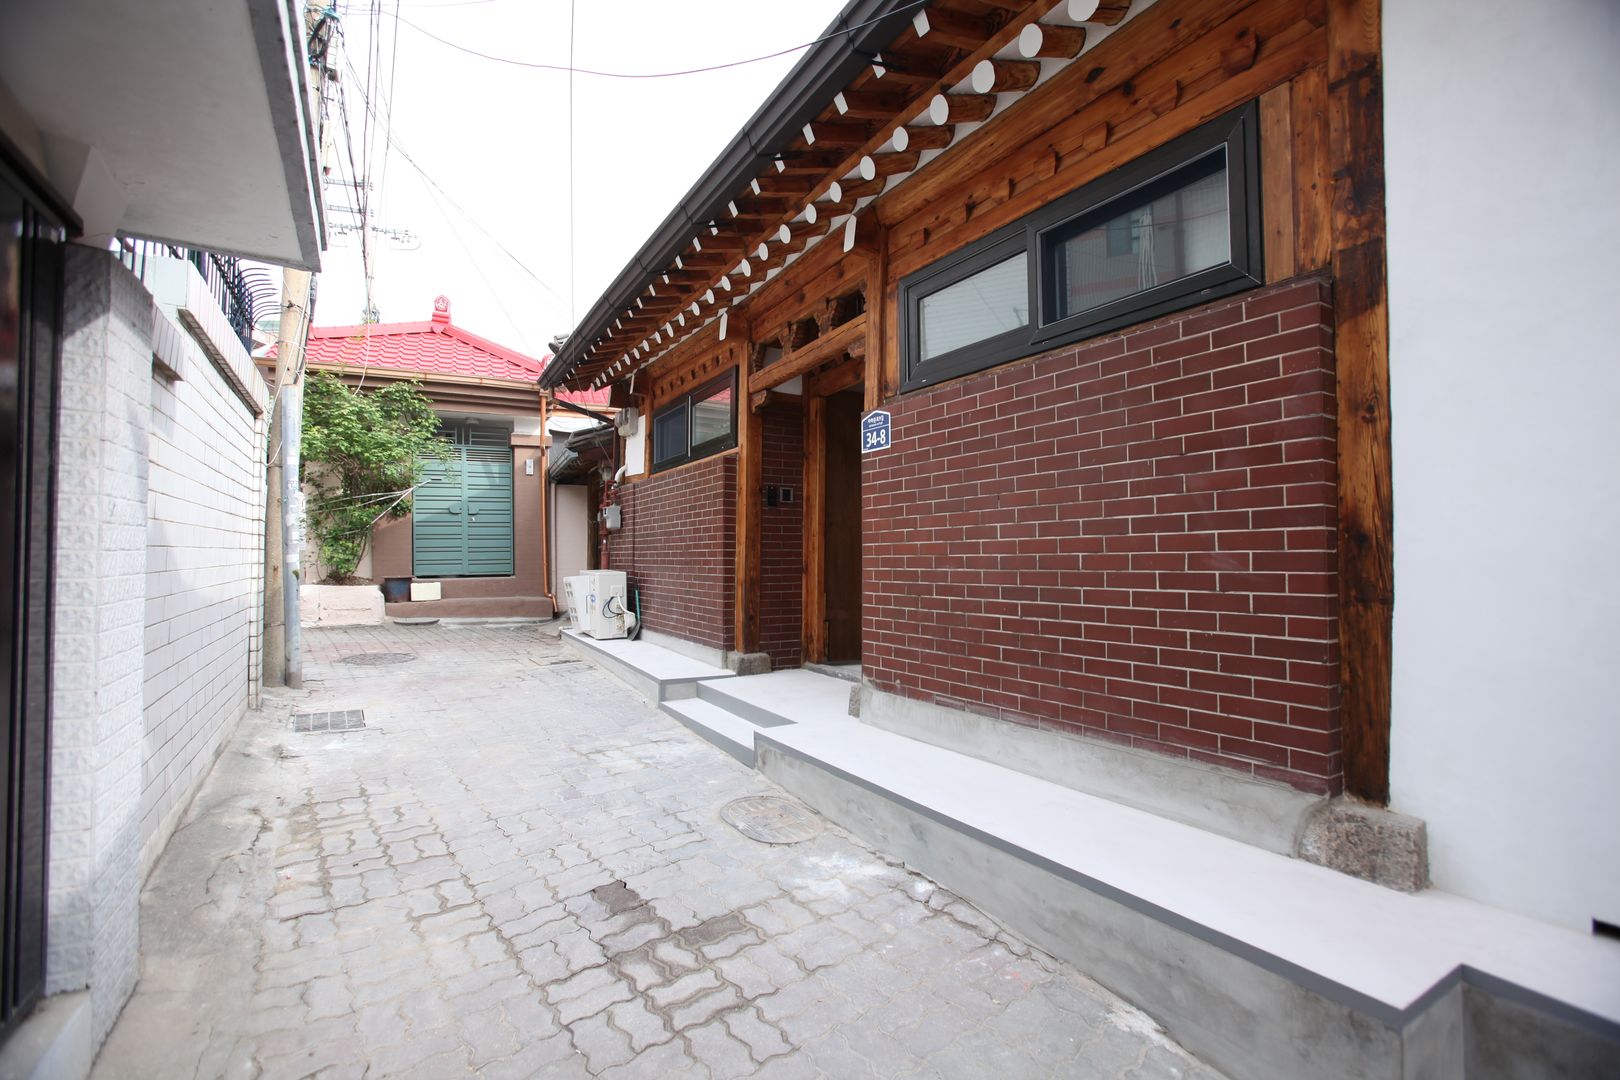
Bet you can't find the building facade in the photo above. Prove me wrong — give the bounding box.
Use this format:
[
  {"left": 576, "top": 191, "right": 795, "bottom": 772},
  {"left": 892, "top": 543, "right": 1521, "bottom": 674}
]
[
  {"left": 0, "top": 0, "right": 324, "bottom": 1070},
  {"left": 545, "top": 0, "right": 1619, "bottom": 1071}
]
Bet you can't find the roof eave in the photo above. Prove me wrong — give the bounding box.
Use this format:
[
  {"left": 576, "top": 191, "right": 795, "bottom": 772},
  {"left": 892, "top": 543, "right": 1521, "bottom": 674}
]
[{"left": 540, "top": 0, "right": 921, "bottom": 392}]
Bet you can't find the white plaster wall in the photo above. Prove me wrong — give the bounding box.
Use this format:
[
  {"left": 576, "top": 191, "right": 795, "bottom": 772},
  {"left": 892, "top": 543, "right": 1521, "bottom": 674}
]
[
  {"left": 142, "top": 309, "right": 265, "bottom": 875},
  {"left": 49, "top": 248, "right": 149, "bottom": 1046},
  {"left": 553, "top": 485, "right": 590, "bottom": 610},
  {"left": 1384, "top": 0, "right": 1620, "bottom": 931}
]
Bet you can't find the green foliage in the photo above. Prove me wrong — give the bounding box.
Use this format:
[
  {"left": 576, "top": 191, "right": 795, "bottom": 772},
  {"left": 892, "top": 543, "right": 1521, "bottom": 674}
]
[{"left": 300, "top": 372, "right": 449, "bottom": 581}]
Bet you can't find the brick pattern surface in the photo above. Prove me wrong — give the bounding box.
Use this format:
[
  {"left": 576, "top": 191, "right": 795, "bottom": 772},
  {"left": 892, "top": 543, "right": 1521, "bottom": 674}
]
[
  {"left": 50, "top": 249, "right": 151, "bottom": 1044},
  {"left": 606, "top": 455, "right": 738, "bottom": 653},
  {"left": 144, "top": 308, "right": 266, "bottom": 869},
  {"left": 864, "top": 278, "right": 1342, "bottom": 794},
  {"left": 760, "top": 406, "right": 805, "bottom": 669},
  {"left": 96, "top": 623, "right": 1225, "bottom": 1079}
]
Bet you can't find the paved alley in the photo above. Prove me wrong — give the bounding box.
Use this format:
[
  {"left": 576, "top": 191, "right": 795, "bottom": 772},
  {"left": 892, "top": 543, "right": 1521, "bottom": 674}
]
[{"left": 95, "top": 622, "right": 1224, "bottom": 1080}]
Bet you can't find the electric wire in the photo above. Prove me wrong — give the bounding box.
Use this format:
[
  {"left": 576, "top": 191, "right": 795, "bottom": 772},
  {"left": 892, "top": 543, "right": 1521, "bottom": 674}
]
[
  {"left": 389, "top": 0, "right": 931, "bottom": 80},
  {"left": 339, "top": 50, "right": 571, "bottom": 321}
]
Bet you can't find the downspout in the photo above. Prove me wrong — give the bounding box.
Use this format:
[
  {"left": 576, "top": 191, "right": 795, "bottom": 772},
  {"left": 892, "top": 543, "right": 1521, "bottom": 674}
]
[{"left": 537, "top": 389, "right": 558, "bottom": 615}]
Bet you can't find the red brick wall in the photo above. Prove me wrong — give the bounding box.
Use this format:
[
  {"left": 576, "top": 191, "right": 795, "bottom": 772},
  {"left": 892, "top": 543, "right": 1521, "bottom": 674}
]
[
  {"left": 760, "top": 405, "right": 805, "bottom": 668},
  {"left": 864, "top": 277, "right": 1341, "bottom": 795},
  {"left": 606, "top": 454, "right": 737, "bottom": 654}
]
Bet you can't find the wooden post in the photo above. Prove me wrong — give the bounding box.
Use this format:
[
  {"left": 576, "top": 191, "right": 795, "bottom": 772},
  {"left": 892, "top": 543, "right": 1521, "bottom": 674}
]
[
  {"left": 733, "top": 334, "right": 762, "bottom": 656},
  {"left": 1327, "top": 0, "right": 1392, "bottom": 803},
  {"left": 802, "top": 392, "right": 827, "bottom": 664}
]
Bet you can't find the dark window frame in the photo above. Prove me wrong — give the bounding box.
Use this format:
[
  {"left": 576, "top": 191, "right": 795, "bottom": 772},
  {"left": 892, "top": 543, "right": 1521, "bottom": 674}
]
[
  {"left": 900, "top": 101, "right": 1264, "bottom": 392},
  {"left": 651, "top": 369, "right": 738, "bottom": 472}
]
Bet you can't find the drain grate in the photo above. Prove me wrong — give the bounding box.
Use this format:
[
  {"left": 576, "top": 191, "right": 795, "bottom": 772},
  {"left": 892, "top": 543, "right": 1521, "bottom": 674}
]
[
  {"left": 292, "top": 709, "right": 367, "bottom": 733},
  {"left": 340, "top": 652, "right": 416, "bottom": 666},
  {"left": 720, "top": 796, "right": 822, "bottom": 845}
]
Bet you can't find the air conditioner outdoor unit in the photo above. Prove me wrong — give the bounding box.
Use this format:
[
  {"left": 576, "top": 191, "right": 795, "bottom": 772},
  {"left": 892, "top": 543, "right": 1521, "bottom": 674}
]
[{"left": 576, "top": 570, "right": 637, "bottom": 640}]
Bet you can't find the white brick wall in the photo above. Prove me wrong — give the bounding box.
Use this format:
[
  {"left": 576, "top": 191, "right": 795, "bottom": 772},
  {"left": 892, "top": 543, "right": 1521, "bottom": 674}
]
[
  {"left": 141, "top": 288, "right": 266, "bottom": 873},
  {"left": 49, "top": 247, "right": 151, "bottom": 1045}
]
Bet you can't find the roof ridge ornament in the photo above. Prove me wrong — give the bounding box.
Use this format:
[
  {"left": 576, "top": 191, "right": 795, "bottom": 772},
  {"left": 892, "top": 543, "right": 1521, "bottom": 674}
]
[{"left": 432, "top": 295, "right": 451, "bottom": 326}]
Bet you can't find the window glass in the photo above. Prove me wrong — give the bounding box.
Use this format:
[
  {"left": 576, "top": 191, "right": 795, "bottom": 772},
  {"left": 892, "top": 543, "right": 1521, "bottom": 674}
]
[
  {"left": 652, "top": 401, "right": 687, "bottom": 466},
  {"left": 1050, "top": 150, "right": 1230, "bottom": 320},
  {"left": 919, "top": 254, "right": 1029, "bottom": 361},
  {"left": 691, "top": 383, "right": 734, "bottom": 447}
]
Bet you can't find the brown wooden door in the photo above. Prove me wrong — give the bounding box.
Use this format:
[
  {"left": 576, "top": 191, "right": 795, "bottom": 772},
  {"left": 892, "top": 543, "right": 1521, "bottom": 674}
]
[{"left": 823, "top": 389, "right": 863, "bottom": 663}]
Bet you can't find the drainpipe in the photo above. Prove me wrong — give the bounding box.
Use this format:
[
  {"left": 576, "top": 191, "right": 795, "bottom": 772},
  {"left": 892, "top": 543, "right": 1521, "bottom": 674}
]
[{"left": 537, "top": 389, "right": 558, "bottom": 615}]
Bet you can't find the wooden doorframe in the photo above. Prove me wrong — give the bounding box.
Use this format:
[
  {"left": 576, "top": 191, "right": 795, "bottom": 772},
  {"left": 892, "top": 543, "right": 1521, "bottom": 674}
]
[{"left": 801, "top": 355, "right": 864, "bottom": 663}]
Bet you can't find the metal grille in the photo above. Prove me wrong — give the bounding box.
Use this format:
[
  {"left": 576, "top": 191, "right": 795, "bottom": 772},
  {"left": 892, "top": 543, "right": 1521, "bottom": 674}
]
[
  {"left": 340, "top": 652, "right": 416, "bottom": 666},
  {"left": 292, "top": 710, "right": 367, "bottom": 733}
]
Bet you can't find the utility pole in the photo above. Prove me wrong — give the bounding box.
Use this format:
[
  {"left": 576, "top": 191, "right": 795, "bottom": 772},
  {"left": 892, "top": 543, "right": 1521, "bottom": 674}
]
[{"left": 281, "top": 270, "right": 310, "bottom": 689}]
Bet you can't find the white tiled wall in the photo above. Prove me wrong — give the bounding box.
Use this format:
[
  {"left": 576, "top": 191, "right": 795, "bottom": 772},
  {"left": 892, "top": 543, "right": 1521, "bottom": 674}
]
[
  {"left": 141, "top": 312, "right": 266, "bottom": 873},
  {"left": 49, "top": 248, "right": 151, "bottom": 1045}
]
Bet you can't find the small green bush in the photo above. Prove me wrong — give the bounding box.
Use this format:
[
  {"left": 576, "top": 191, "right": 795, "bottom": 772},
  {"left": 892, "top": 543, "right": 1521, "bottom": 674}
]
[{"left": 300, "top": 372, "right": 449, "bottom": 581}]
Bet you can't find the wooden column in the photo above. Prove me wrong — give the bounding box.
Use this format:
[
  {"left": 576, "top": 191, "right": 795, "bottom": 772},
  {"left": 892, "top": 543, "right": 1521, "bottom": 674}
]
[
  {"left": 1327, "top": 0, "right": 1392, "bottom": 803},
  {"left": 802, "top": 392, "right": 827, "bottom": 664},
  {"left": 732, "top": 332, "right": 762, "bottom": 655}
]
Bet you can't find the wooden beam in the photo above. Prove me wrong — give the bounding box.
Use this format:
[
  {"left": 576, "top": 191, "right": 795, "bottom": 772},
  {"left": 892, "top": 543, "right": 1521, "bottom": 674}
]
[
  {"left": 802, "top": 392, "right": 826, "bottom": 664},
  {"left": 1327, "top": 0, "right": 1391, "bottom": 803},
  {"left": 894, "top": 123, "right": 955, "bottom": 152},
  {"left": 749, "top": 315, "right": 868, "bottom": 394},
  {"left": 734, "top": 342, "right": 762, "bottom": 655},
  {"left": 1067, "top": 0, "right": 1131, "bottom": 25},
  {"left": 871, "top": 48, "right": 954, "bottom": 84},
  {"left": 803, "top": 119, "right": 873, "bottom": 147},
  {"left": 971, "top": 57, "right": 1042, "bottom": 94},
  {"left": 1017, "top": 22, "right": 1087, "bottom": 59},
  {"left": 865, "top": 222, "right": 888, "bottom": 411},
  {"left": 859, "top": 150, "right": 921, "bottom": 182},
  {"left": 913, "top": 8, "right": 998, "bottom": 50},
  {"left": 1258, "top": 82, "right": 1297, "bottom": 282},
  {"left": 929, "top": 92, "right": 996, "bottom": 124},
  {"left": 836, "top": 89, "right": 911, "bottom": 119}
]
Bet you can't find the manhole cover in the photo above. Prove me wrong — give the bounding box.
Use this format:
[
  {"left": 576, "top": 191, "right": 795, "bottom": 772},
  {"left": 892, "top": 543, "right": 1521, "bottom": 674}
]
[
  {"left": 340, "top": 652, "right": 416, "bottom": 666},
  {"left": 720, "top": 796, "right": 822, "bottom": 845},
  {"left": 292, "top": 709, "right": 366, "bottom": 733}
]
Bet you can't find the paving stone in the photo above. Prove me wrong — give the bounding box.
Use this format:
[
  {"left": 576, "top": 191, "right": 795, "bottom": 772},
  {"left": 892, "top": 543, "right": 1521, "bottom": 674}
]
[
  {"left": 93, "top": 623, "right": 1225, "bottom": 1080},
  {"left": 685, "top": 1018, "right": 761, "bottom": 1078},
  {"left": 547, "top": 967, "right": 635, "bottom": 1025},
  {"left": 570, "top": 1010, "right": 638, "bottom": 1072},
  {"left": 668, "top": 985, "right": 745, "bottom": 1032},
  {"left": 722, "top": 1006, "right": 793, "bottom": 1063},
  {"left": 607, "top": 997, "right": 671, "bottom": 1053}
]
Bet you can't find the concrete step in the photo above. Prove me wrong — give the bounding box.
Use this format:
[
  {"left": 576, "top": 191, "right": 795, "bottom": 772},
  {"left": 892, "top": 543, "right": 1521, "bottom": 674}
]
[
  {"left": 694, "top": 669, "right": 850, "bottom": 728},
  {"left": 659, "top": 698, "right": 758, "bottom": 767},
  {"left": 560, "top": 629, "right": 733, "bottom": 702},
  {"left": 751, "top": 721, "right": 1620, "bottom": 1080},
  {"left": 384, "top": 595, "right": 553, "bottom": 619}
]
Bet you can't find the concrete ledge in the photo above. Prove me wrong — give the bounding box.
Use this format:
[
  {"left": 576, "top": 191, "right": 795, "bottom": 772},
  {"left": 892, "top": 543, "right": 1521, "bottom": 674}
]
[
  {"left": 562, "top": 629, "right": 734, "bottom": 702},
  {"left": 383, "top": 595, "right": 553, "bottom": 620},
  {"left": 861, "top": 684, "right": 1320, "bottom": 855},
  {"left": 754, "top": 736, "right": 1620, "bottom": 1080},
  {"left": 660, "top": 699, "right": 757, "bottom": 767},
  {"left": 639, "top": 628, "right": 729, "bottom": 670},
  {"left": 300, "top": 584, "right": 384, "bottom": 628},
  {"left": 0, "top": 991, "right": 92, "bottom": 1080}
]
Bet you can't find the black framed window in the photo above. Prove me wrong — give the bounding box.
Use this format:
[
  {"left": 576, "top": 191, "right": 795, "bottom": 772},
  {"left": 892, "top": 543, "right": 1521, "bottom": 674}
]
[
  {"left": 901, "top": 101, "right": 1263, "bottom": 391},
  {"left": 651, "top": 370, "right": 737, "bottom": 471}
]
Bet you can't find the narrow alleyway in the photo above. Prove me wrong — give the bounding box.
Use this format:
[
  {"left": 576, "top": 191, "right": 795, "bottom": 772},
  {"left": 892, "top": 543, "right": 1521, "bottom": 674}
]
[{"left": 95, "top": 622, "right": 1225, "bottom": 1079}]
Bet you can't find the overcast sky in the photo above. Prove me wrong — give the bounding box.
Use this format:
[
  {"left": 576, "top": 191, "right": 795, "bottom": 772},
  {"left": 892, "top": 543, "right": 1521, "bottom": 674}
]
[{"left": 313, "top": 0, "right": 850, "bottom": 356}]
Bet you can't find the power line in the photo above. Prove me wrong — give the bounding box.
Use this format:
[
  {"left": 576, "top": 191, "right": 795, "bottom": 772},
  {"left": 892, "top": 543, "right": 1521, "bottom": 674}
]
[
  {"left": 339, "top": 53, "right": 573, "bottom": 323},
  {"left": 568, "top": 0, "right": 576, "bottom": 327},
  {"left": 390, "top": 0, "right": 931, "bottom": 80}
]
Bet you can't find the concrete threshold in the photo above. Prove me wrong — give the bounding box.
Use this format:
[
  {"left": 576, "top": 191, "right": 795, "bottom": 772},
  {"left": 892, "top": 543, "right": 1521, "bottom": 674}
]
[{"left": 567, "top": 635, "right": 1620, "bottom": 1079}]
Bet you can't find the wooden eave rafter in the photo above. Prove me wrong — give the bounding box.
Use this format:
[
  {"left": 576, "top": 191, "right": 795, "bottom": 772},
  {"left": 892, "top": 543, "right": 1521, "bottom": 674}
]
[{"left": 571, "top": 0, "right": 1094, "bottom": 392}]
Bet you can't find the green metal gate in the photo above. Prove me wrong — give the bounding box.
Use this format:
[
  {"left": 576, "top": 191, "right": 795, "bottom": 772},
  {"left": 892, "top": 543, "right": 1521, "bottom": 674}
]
[{"left": 412, "top": 422, "right": 514, "bottom": 577}]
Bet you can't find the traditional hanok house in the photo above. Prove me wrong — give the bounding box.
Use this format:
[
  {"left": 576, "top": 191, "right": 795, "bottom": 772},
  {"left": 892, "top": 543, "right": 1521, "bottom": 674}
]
[
  {"left": 544, "top": 0, "right": 1620, "bottom": 1075},
  {"left": 285, "top": 296, "right": 610, "bottom": 619}
]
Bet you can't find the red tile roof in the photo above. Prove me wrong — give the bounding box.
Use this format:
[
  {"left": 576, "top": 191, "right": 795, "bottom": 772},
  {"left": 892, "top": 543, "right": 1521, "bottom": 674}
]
[{"left": 291, "top": 296, "right": 610, "bottom": 405}]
